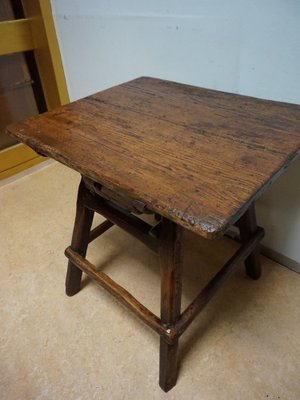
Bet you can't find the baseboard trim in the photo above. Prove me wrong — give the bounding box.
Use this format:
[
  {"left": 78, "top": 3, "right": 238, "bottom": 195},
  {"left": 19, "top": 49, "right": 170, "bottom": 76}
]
[
  {"left": 226, "top": 226, "right": 300, "bottom": 274},
  {"left": 0, "top": 158, "right": 54, "bottom": 187},
  {"left": 260, "top": 245, "right": 300, "bottom": 274}
]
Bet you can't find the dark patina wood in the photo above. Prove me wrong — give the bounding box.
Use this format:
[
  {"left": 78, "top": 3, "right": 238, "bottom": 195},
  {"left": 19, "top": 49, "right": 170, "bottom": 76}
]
[
  {"left": 65, "top": 180, "right": 94, "bottom": 296},
  {"left": 89, "top": 220, "right": 114, "bottom": 243},
  {"left": 238, "top": 204, "right": 261, "bottom": 279},
  {"left": 171, "top": 226, "right": 264, "bottom": 341},
  {"left": 159, "top": 218, "right": 183, "bottom": 392},
  {"left": 6, "top": 77, "right": 300, "bottom": 392},
  {"left": 6, "top": 77, "right": 300, "bottom": 238},
  {"left": 63, "top": 177, "right": 265, "bottom": 391},
  {"left": 65, "top": 246, "right": 166, "bottom": 338},
  {"left": 84, "top": 188, "right": 158, "bottom": 253}
]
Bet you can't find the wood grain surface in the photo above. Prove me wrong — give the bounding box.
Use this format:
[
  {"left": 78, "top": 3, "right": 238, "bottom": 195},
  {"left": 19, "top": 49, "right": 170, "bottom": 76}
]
[{"left": 6, "top": 77, "right": 300, "bottom": 238}]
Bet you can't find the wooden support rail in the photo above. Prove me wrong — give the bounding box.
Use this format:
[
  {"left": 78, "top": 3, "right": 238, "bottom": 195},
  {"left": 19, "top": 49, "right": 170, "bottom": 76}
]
[
  {"left": 65, "top": 226, "right": 264, "bottom": 344},
  {"left": 65, "top": 246, "right": 169, "bottom": 339},
  {"left": 89, "top": 220, "right": 114, "bottom": 243},
  {"left": 85, "top": 193, "right": 158, "bottom": 253},
  {"left": 171, "top": 226, "right": 265, "bottom": 340}
]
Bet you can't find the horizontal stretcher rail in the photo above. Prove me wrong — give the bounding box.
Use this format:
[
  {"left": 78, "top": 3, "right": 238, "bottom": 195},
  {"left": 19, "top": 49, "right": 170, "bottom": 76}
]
[
  {"left": 66, "top": 226, "right": 264, "bottom": 343},
  {"left": 65, "top": 246, "right": 170, "bottom": 340},
  {"left": 89, "top": 220, "right": 114, "bottom": 243},
  {"left": 85, "top": 193, "right": 158, "bottom": 253},
  {"left": 170, "top": 226, "right": 265, "bottom": 340}
]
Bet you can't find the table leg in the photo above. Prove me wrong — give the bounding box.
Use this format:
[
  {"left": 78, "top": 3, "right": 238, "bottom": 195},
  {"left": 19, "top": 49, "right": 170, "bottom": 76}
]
[
  {"left": 154, "top": 213, "right": 161, "bottom": 222},
  {"left": 66, "top": 179, "right": 94, "bottom": 296},
  {"left": 238, "top": 204, "right": 261, "bottom": 280},
  {"left": 159, "top": 218, "right": 182, "bottom": 392}
]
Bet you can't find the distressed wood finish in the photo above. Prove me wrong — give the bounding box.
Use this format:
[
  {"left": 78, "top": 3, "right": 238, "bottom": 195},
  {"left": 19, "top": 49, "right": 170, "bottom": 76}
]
[
  {"left": 7, "top": 77, "right": 300, "bottom": 238},
  {"left": 6, "top": 77, "right": 300, "bottom": 392},
  {"left": 65, "top": 247, "right": 167, "bottom": 338},
  {"left": 84, "top": 189, "right": 158, "bottom": 253},
  {"left": 159, "top": 218, "right": 183, "bottom": 392},
  {"left": 171, "top": 226, "right": 264, "bottom": 341},
  {"left": 65, "top": 180, "right": 94, "bottom": 296},
  {"left": 63, "top": 180, "right": 264, "bottom": 392},
  {"left": 88, "top": 220, "right": 114, "bottom": 243},
  {"left": 238, "top": 204, "right": 261, "bottom": 279}
]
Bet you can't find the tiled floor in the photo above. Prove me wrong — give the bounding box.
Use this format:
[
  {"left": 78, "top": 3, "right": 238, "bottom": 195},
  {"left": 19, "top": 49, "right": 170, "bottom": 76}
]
[{"left": 0, "top": 162, "right": 299, "bottom": 399}]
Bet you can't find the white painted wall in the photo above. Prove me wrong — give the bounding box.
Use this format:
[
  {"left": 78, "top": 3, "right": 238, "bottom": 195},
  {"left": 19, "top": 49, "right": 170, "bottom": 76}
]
[{"left": 51, "top": 0, "right": 300, "bottom": 262}]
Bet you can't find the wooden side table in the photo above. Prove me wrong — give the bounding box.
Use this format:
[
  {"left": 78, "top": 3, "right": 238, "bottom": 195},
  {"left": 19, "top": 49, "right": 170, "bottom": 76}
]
[{"left": 7, "top": 77, "right": 300, "bottom": 391}]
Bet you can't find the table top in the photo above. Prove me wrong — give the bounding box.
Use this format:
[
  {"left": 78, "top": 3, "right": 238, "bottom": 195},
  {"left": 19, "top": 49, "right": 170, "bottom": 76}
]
[{"left": 7, "top": 77, "right": 300, "bottom": 238}]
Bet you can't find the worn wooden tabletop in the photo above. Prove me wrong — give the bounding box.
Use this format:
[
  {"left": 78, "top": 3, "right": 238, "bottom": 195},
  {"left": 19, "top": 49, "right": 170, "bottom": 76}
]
[{"left": 6, "top": 77, "right": 300, "bottom": 238}]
